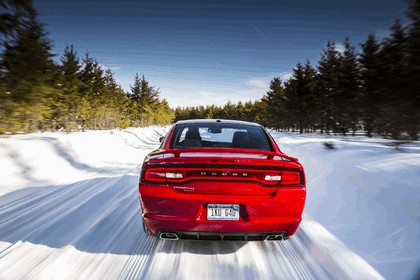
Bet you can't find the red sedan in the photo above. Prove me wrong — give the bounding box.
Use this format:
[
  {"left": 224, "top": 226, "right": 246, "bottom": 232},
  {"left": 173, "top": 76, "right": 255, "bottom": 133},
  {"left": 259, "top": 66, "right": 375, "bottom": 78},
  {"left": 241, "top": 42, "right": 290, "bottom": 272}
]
[{"left": 139, "top": 119, "right": 306, "bottom": 241}]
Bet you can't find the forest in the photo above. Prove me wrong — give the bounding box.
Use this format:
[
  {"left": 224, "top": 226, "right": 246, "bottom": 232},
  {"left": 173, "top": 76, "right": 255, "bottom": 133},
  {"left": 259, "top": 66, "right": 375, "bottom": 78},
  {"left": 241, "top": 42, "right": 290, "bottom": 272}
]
[
  {"left": 1, "top": 0, "right": 419, "bottom": 139},
  {"left": 0, "top": 0, "right": 174, "bottom": 133}
]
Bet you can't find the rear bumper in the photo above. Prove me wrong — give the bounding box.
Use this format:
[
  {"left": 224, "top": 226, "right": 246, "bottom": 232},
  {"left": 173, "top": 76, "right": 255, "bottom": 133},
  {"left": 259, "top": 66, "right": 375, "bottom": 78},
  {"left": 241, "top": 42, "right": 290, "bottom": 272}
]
[
  {"left": 157, "top": 230, "right": 289, "bottom": 241},
  {"left": 139, "top": 184, "right": 306, "bottom": 237}
]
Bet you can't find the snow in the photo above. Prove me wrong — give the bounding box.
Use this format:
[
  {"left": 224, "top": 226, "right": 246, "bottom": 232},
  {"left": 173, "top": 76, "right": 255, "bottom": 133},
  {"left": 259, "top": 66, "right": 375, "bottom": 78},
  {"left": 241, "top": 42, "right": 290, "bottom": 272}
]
[
  {"left": 270, "top": 132, "right": 420, "bottom": 280},
  {"left": 0, "top": 127, "right": 418, "bottom": 279}
]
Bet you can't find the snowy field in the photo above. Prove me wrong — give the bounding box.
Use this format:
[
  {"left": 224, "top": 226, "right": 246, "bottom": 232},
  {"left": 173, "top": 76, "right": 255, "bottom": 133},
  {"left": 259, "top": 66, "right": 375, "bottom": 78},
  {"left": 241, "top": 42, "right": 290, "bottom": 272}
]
[{"left": 0, "top": 126, "right": 418, "bottom": 279}]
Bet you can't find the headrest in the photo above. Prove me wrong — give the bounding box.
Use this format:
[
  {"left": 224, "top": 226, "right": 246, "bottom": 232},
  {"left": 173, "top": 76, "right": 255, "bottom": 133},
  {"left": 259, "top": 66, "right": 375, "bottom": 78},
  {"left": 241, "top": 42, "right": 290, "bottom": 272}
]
[{"left": 185, "top": 129, "right": 201, "bottom": 140}]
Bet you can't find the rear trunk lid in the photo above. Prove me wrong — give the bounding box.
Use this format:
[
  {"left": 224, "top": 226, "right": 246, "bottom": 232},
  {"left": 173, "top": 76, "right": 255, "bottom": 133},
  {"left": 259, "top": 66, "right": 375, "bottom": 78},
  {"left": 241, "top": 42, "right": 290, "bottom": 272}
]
[{"left": 158, "top": 148, "right": 287, "bottom": 196}]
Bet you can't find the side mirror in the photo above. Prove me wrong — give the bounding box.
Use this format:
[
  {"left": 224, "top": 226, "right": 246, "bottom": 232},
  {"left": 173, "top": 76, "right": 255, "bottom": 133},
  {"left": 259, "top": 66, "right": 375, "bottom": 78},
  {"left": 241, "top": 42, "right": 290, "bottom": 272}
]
[{"left": 159, "top": 136, "right": 164, "bottom": 143}]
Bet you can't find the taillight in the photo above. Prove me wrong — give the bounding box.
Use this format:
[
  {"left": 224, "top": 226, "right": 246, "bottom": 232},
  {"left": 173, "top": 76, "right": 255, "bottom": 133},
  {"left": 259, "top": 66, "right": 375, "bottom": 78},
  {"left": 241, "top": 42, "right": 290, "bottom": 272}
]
[
  {"left": 165, "top": 168, "right": 184, "bottom": 182},
  {"left": 144, "top": 167, "right": 166, "bottom": 182},
  {"left": 280, "top": 170, "right": 302, "bottom": 186},
  {"left": 143, "top": 167, "right": 184, "bottom": 183}
]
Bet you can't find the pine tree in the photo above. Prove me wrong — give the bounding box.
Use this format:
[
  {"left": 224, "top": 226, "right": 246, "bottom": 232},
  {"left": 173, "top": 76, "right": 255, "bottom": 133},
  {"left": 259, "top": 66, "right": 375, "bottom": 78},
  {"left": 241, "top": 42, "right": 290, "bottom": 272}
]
[
  {"left": 317, "top": 41, "right": 341, "bottom": 133},
  {"left": 260, "top": 77, "right": 286, "bottom": 129},
  {"left": 129, "top": 74, "right": 169, "bottom": 126},
  {"left": 130, "top": 73, "right": 141, "bottom": 102},
  {"left": 379, "top": 20, "right": 408, "bottom": 138},
  {"left": 302, "top": 61, "right": 318, "bottom": 132},
  {"left": 1, "top": 16, "right": 54, "bottom": 90},
  {"left": 406, "top": 0, "right": 420, "bottom": 139},
  {"left": 285, "top": 63, "right": 305, "bottom": 132},
  {"left": 0, "top": 0, "right": 36, "bottom": 45},
  {"left": 77, "top": 53, "right": 106, "bottom": 129},
  {"left": 284, "top": 61, "right": 318, "bottom": 133},
  {"left": 139, "top": 75, "right": 159, "bottom": 108},
  {"left": 102, "top": 69, "right": 131, "bottom": 129},
  {"left": 359, "top": 35, "right": 381, "bottom": 137},
  {"left": 336, "top": 38, "right": 360, "bottom": 135},
  {"left": 0, "top": 8, "right": 55, "bottom": 132},
  {"left": 56, "top": 45, "right": 82, "bottom": 130}
]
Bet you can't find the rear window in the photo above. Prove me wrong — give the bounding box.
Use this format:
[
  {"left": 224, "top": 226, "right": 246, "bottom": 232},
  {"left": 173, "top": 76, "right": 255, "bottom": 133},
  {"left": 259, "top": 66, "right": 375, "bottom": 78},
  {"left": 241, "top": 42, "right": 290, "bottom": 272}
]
[{"left": 170, "top": 123, "right": 273, "bottom": 151}]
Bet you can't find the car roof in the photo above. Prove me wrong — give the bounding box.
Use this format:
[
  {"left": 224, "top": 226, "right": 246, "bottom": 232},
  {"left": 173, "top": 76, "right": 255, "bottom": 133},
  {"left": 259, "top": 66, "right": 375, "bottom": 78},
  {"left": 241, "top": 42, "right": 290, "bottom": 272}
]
[{"left": 174, "top": 119, "right": 262, "bottom": 127}]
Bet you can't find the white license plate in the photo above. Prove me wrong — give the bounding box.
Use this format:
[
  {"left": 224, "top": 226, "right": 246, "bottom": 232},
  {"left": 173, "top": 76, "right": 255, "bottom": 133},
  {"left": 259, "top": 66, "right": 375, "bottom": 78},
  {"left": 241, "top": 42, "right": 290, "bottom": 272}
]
[{"left": 207, "top": 204, "right": 240, "bottom": 221}]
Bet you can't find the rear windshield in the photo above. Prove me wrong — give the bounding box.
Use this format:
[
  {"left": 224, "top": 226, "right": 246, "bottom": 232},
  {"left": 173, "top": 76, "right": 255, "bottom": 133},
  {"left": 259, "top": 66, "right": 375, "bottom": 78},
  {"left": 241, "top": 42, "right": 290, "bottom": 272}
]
[{"left": 170, "top": 123, "right": 273, "bottom": 151}]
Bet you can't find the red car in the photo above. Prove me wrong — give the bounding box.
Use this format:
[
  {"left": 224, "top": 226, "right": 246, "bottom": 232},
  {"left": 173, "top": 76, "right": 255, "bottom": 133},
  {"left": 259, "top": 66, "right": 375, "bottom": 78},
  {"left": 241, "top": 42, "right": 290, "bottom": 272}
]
[{"left": 139, "top": 119, "right": 306, "bottom": 241}]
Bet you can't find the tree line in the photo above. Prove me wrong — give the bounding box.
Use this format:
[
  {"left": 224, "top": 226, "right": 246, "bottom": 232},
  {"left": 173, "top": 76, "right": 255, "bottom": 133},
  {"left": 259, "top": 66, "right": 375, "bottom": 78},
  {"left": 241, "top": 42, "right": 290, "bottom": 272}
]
[
  {"left": 1, "top": 0, "right": 419, "bottom": 139},
  {"left": 0, "top": 0, "right": 174, "bottom": 133},
  {"left": 175, "top": 1, "right": 420, "bottom": 140}
]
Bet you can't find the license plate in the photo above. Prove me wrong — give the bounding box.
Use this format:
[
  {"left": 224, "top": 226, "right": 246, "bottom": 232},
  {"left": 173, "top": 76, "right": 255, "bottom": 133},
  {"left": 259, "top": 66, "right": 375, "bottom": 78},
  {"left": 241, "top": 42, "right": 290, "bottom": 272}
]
[{"left": 207, "top": 204, "right": 240, "bottom": 221}]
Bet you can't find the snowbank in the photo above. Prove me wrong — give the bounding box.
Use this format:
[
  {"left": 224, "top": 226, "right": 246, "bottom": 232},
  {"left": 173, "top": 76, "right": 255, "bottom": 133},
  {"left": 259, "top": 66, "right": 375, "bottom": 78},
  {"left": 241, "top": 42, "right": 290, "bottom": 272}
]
[{"left": 0, "top": 127, "right": 167, "bottom": 196}]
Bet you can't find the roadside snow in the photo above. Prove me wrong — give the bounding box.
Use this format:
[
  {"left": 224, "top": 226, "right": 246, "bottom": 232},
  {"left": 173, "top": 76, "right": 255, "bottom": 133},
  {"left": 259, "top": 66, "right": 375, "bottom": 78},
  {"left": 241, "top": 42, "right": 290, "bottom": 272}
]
[
  {"left": 0, "top": 127, "right": 167, "bottom": 196},
  {"left": 271, "top": 132, "right": 420, "bottom": 279}
]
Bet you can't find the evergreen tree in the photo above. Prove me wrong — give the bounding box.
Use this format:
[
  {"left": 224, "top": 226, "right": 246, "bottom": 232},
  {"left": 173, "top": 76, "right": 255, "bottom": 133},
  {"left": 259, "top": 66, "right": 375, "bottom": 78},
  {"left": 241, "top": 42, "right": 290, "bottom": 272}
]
[
  {"left": 129, "top": 73, "right": 142, "bottom": 125},
  {"left": 379, "top": 20, "right": 408, "bottom": 138},
  {"left": 359, "top": 35, "right": 381, "bottom": 137},
  {"left": 129, "top": 74, "right": 172, "bottom": 126},
  {"left": 285, "top": 62, "right": 305, "bottom": 132},
  {"left": 317, "top": 41, "right": 341, "bottom": 133},
  {"left": 284, "top": 61, "right": 318, "bottom": 133},
  {"left": 138, "top": 75, "right": 159, "bottom": 108},
  {"left": 0, "top": 0, "right": 36, "bottom": 45},
  {"left": 302, "top": 61, "right": 319, "bottom": 132},
  {"left": 406, "top": 0, "right": 420, "bottom": 139},
  {"left": 56, "top": 45, "right": 82, "bottom": 130},
  {"left": 98, "top": 69, "right": 131, "bottom": 129},
  {"left": 1, "top": 16, "right": 54, "bottom": 89},
  {"left": 336, "top": 38, "right": 360, "bottom": 135},
  {"left": 0, "top": 7, "right": 55, "bottom": 132},
  {"left": 77, "top": 53, "right": 106, "bottom": 129},
  {"left": 260, "top": 77, "right": 286, "bottom": 129},
  {"left": 130, "top": 73, "right": 141, "bottom": 102}
]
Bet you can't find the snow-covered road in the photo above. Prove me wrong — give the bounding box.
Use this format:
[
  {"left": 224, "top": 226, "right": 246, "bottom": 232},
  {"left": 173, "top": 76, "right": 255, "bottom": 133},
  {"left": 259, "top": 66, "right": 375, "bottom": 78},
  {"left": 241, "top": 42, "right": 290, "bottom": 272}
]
[
  {"left": 0, "top": 167, "right": 380, "bottom": 280},
  {"left": 0, "top": 127, "right": 418, "bottom": 279}
]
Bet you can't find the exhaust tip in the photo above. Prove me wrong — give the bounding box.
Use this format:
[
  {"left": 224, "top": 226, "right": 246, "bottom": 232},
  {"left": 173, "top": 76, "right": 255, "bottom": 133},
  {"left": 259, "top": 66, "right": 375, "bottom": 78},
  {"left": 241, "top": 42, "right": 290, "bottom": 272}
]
[
  {"left": 159, "top": 232, "right": 179, "bottom": 240},
  {"left": 265, "top": 234, "right": 284, "bottom": 241}
]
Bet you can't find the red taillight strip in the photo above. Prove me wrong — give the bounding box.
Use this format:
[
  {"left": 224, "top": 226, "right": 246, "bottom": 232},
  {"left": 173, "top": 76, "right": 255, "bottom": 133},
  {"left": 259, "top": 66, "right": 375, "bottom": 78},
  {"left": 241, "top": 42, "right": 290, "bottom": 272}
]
[
  {"left": 142, "top": 165, "right": 304, "bottom": 186},
  {"left": 280, "top": 170, "right": 302, "bottom": 186},
  {"left": 143, "top": 167, "right": 166, "bottom": 183}
]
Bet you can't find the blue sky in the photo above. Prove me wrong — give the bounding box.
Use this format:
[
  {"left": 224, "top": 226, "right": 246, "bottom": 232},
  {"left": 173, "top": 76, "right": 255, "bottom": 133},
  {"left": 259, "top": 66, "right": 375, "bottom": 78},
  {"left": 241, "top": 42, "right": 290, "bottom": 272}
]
[{"left": 34, "top": 0, "right": 408, "bottom": 107}]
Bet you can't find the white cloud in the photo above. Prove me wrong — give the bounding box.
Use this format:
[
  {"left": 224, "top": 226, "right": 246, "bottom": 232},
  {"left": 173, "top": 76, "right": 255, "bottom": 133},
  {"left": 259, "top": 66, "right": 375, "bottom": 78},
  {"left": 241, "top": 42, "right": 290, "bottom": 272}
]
[
  {"left": 97, "top": 63, "right": 121, "bottom": 71},
  {"left": 108, "top": 66, "right": 121, "bottom": 71},
  {"left": 162, "top": 88, "right": 261, "bottom": 108},
  {"left": 159, "top": 72, "right": 300, "bottom": 108},
  {"left": 247, "top": 78, "right": 270, "bottom": 89},
  {"left": 279, "top": 71, "right": 292, "bottom": 81},
  {"left": 335, "top": 42, "right": 345, "bottom": 54}
]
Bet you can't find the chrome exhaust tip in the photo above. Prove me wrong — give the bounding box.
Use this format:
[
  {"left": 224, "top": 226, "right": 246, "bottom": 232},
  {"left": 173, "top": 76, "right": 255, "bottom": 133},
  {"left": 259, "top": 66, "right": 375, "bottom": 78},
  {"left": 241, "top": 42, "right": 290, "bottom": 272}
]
[
  {"left": 159, "top": 232, "right": 179, "bottom": 240},
  {"left": 265, "top": 234, "right": 284, "bottom": 241}
]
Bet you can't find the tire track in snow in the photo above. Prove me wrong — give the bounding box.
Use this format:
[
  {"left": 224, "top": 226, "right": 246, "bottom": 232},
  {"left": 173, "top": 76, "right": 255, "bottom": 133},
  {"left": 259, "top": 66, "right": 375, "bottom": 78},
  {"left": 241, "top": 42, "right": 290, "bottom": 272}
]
[
  {"left": 0, "top": 128, "right": 384, "bottom": 279},
  {"left": 0, "top": 166, "right": 159, "bottom": 279},
  {"left": 0, "top": 168, "right": 125, "bottom": 245}
]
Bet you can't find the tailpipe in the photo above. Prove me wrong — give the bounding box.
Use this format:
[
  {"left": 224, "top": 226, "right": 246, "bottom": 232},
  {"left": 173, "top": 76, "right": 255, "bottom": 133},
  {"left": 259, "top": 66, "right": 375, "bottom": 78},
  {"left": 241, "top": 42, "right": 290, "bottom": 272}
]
[
  {"left": 159, "top": 232, "right": 179, "bottom": 240},
  {"left": 265, "top": 234, "right": 285, "bottom": 241}
]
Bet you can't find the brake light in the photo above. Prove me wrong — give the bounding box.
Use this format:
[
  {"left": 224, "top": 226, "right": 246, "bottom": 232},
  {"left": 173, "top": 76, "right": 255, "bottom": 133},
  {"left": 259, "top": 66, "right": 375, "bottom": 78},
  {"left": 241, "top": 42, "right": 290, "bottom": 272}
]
[
  {"left": 144, "top": 168, "right": 166, "bottom": 182},
  {"left": 143, "top": 167, "right": 184, "bottom": 183},
  {"left": 280, "top": 170, "right": 302, "bottom": 185}
]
